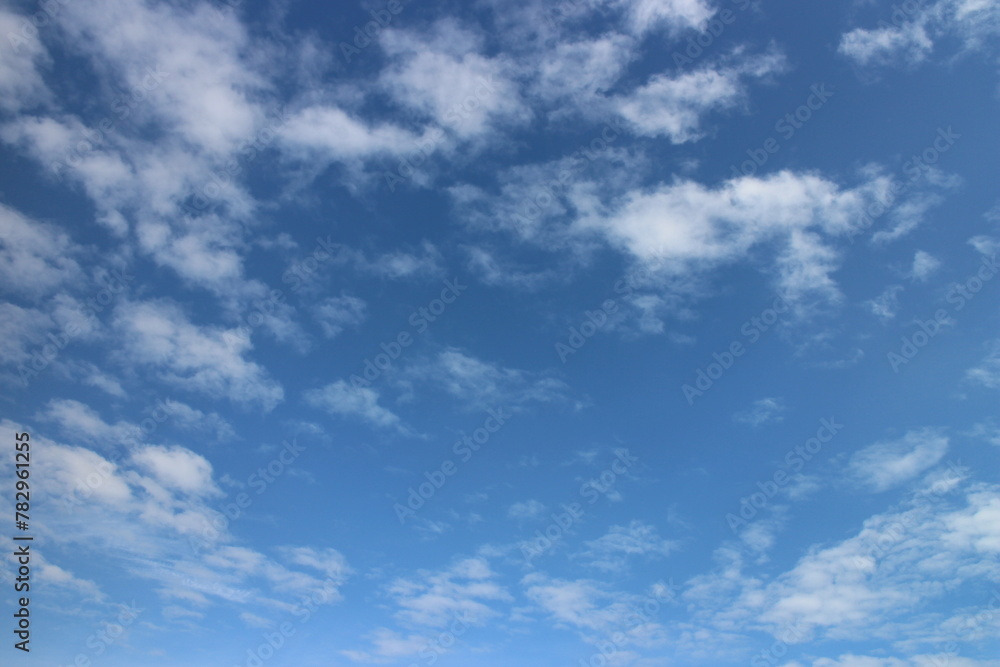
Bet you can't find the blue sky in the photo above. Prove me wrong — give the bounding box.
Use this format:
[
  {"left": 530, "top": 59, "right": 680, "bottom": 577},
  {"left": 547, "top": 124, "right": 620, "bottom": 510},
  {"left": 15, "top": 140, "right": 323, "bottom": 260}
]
[{"left": 1, "top": 0, "right": 999, "bottom": 665}]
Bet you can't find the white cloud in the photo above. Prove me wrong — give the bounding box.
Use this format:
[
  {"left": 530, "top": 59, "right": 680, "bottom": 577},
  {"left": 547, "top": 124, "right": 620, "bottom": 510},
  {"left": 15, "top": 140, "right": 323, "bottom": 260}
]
[
  {"left": 839, "top": 0, "right": 1000, "bottom": 69},
  {"left": 968, "top": 420, "right": 1000, "bottom": 446},
  {"left": 36, "top": 440, "right": 134, "bottom": 506},
  {"left": 113, "top": 300, "right": 284, "bottom": 410},
  {"left": 521, "top": 571, "right": 671, "bottom": 646},
  {"left": 281, "top": 546, "right": 353, "bottom": 583},
  {"left": 507, "top": 499, "right": 547, "bottom": 520},
  {"left": 734, "top": 397, "right": 786, "bottom": 427},
  {"left": 864, "top": 285, "right": 904, "bottom": 322},
  {"left": 739, "top": 508, "right": 788, "bottom": 558},
  {"left": 847, "top": 429, "right": 949, "bottom": 492},
  {"left": 133, "top": 213, "right": 254, "bottom": 295},
  {"left": 341, "top": 627, "right": 433, "bottom": 663},
  {"left": 628, "top": 293, "right": 670, "bottom": 334},
  {"left": 871, "top": 192, "right": 949, "bottom": 244},
  {"left": 968, "top": 235, "right": 1000, "bottom": 257},
  {"left": 576, "top": 520, "right": 679, "bottom": 572},
  {"left": 0, "top": 551, "right": 111, "bottom": 616},
  {"left": 463, "top": 246, "right": 561, "bottom": 290},
  {"left": 965, "top": 339, "right": 1000, "bottom": 389},
  {"left": 40, "top": 396, "right": 234, "bottom": 448},
  {"left": 522, "top": 573, "right": 629, "bottom": 631},
  {"left": 64, "top": 361, "right": 127, "bottom": 397},
  {"left": 578, "top": 170, "right": 891, "bottom": 306},
  {"left": 483, "top": 0, "right": 717, "bottom": 128},
  {"left": 384, "top": 557, "right": 511, "bottom": 628},
  {"left": 239, "top": 612, "right": 273, "bottom": 629},
  {"left": 312, "top": 295, "right": 367, "bottom": 339},
  {"left": 305, "top": 380, "right": 404, "bottom": 431},
  {"left": 839, "top": 22, "right": 934, "bottom": 67},
  {"left": 0, "top": 302, "right": 52, "bottom": 366},
  {"left": 131, "top": 444, "right": 221, "bottom": 497},
  {"left": 304, "top": 243, "right": 443, "bottom": 284},
  {"left": 401, "top": 348, "right": 571, "bottom": 411},
  {"left": 941, "top": 486, "right": 1000, "bottom": 553},
  {"left": 0, "top": 416, "right": 354, "bottom": 624},
  {"left": 530, "top": 34, "right": 637, "bottom": 116},
  {"left": 158, "top": 399, "right": 236, "bottom": 442},
  {"left": 685, "top": 468, "right": 1000, "bottom": 646},
  {"left": 0, "top": 0, "right": 303, "bottom": 304},
  {"left": 0, "top": 7, "right": 51, "bottom": 112},
  {"left": 38, "top": 398, "right": 140, "bottom": 447},
  {"left": 617, "top": 0, "right": 715, "bottom": 37},
  {"left": 378, "top": 19, "right": 529, "bottom": 140},
  {"left": 785, "top": 474, "right": 824, "bottom": 501},
  {"left": 910, "top": 250, "right": 941, "bottom": 281},
  {"left": 614, "top": 51, "right": 786, "bottom": 142},
  {"left": 55, "top": 0, "right": 265, "bottom": 154},
  {"left": 0, "top": 203, "right": 85, "bottom": 299},
  {"left": 359, "top": 244, "right": 443, "bottom": 279},
  {"left": 447, "top": 150, "right": 622, "bottom": 244},
  {"left": 278, "top": 105, "right": 422, "bottom": 161}
]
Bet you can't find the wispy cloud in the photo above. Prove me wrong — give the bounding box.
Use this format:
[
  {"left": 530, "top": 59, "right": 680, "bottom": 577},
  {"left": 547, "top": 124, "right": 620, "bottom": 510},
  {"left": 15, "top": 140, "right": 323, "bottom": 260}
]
[
  {"left": 733, "top": 397, "right": 786, "bottom": 427},
  {"left": 847, "top": 429, "right": 949, "bottom": 492},
  {"left": 305, "top": 380, "right": 406, "bottom": 432}
]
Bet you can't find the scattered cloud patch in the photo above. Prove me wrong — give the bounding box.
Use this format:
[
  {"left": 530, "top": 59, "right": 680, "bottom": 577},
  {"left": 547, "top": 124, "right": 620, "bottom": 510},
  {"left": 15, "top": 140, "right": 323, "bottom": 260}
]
[
  {"left": 847, "top": 429, "right": 949, "bottom": 492},
  {"left": 733, "top": 397, "right": 786, "bottom": 427}
]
